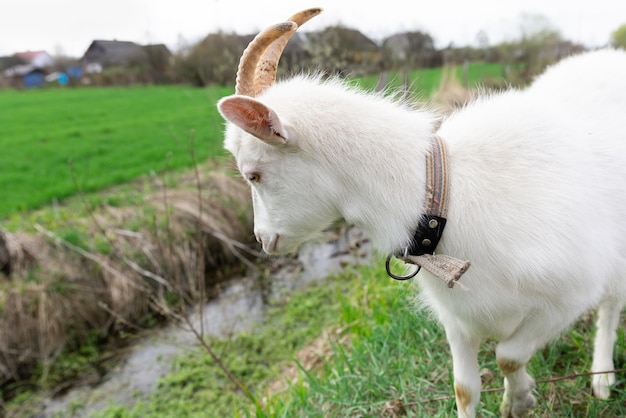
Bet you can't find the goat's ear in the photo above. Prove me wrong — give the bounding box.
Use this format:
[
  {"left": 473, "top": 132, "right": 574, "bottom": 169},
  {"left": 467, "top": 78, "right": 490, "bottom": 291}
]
[{"left": 217, "top": 96, "right": 288, "bottom": 145}]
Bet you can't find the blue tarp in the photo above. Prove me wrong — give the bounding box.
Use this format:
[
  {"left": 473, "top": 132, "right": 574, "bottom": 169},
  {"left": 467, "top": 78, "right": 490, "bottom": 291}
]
[
  {"left": 67, "top": 66, "right": 82, "bottom": 79},
  {"left": 23, "top": 71, "right": 44, "bottom": 88},
  {"left": 57, "top": 73, "right": 69, "bottom": 85}
]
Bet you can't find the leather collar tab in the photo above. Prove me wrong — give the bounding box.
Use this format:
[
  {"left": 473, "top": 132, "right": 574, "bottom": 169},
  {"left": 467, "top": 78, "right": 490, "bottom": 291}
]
[{"left": 405, "top": 214, "right": 447, "bottom": 256}]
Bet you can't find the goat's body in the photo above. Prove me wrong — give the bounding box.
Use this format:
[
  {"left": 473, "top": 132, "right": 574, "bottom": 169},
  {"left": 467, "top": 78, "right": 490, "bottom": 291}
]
[
  {"left": 423, "top": 51, "right": 626, "bottom": 416},
  {"left": 219, "top": 49, "right": 626, "bottom": 417},
  {"left": 430, "top": 50, "right": 626, "bottom": 335}
]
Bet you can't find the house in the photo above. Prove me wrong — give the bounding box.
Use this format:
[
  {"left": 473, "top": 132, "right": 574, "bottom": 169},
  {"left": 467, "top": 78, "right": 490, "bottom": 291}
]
[
  {"left": 81, "top": 40, "right": 171, "bottom": 71},
  {"left": 14, "top": 50, "right": 54, "bottom": 68},
  {"left": 82, "top": 40, "right": 146, "bottom": 68},
  {"left": 1, "top": 50, "right": 54, "bottom": 87}
]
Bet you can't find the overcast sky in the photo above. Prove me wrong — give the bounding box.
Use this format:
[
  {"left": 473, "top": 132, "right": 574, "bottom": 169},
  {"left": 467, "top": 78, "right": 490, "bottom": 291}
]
[{"left": 1, "top": 0, "right": 625, "bottom": 57}]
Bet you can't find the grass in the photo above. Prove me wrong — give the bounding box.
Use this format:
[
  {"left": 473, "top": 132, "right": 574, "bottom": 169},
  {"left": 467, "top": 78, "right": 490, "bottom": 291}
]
[
  {"left": 0, "top": 85, "right": 232, "bottom": 218},
  {"left": 357, "top": 62, "right": 506, "bottom": 97},
  {"left": 0, "top": 63, "right": 506, "bottom": 220},
  {"left": 257, "top": 263, "right": 626, "bottom": 417},
  {"left": 81, "top": 266, "right": 366, "bottom": 418},
  {"left": 43, "top": 259, "right": 625, "bottom": 418}
]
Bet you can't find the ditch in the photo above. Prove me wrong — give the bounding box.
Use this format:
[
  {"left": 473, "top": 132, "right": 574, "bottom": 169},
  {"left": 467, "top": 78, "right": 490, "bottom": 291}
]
[{"left": 38, "top": 226, "right": 372, "bottom": 417}]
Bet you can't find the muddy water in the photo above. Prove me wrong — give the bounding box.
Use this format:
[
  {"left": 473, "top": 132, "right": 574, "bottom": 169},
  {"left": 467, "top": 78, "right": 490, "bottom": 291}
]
[{"left": 40, "top": 227, "right": 372, "bottom": 417}]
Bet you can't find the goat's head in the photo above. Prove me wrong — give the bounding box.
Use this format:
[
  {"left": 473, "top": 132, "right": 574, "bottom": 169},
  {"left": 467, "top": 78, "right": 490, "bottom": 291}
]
[{"left": 218, "top": 8, "right": 338, "bottom": 255}]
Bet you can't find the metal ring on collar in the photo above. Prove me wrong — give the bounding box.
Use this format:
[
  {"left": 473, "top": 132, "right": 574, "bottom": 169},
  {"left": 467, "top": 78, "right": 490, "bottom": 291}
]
[{"left": 385, "top": 254, "right": 421, "bottom": 281}]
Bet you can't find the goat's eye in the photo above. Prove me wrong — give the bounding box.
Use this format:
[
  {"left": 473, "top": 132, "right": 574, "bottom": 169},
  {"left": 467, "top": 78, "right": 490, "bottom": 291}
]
[{"left": 247, "top": 172, "right": 261, "bottom": 183}]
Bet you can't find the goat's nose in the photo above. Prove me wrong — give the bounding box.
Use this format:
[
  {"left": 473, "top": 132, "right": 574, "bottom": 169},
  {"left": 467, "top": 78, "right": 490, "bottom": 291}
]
[{"left": 254, "top": 232, "right": 262, "bottom": 244}]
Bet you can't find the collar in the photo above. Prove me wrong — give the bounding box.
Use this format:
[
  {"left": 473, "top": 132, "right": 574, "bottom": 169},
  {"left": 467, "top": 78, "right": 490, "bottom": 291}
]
[
  {"left": 404, "top": 134, "right": 449, "bottom": 257},
  {"left": 386, "top": 135, "right": 450, "bottom": 280}
]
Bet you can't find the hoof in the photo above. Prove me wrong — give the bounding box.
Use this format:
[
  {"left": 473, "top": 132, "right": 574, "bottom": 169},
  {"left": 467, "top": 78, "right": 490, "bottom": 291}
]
[
  {"left": 500, "top": 392, "right": 536, "bottom": 418},
  {"left": 592, "top": 373, "right": 615, "bottom": 399}
]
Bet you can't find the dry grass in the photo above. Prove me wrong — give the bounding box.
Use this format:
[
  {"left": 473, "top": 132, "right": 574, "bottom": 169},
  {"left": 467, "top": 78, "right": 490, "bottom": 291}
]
[
  {"left": 265, "top": 326, "right": 352, "bottom": 397},
  {"left": 429, "top": 66, "right": 473, "bottom": 112},
  {"left": 0, "top": 167, "right": 254, "bottom": 391}
]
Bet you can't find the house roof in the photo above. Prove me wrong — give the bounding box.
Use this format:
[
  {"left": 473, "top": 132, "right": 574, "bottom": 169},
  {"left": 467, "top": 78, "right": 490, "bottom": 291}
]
[
  {"left": 82, "top": 40, "right": 145, "bottom": 64},
  {"left": 81, "top": 40, "right": 171, "bottom": 66},
  {"left": 14, "top": 50, "right": 47, "bottom": 62},
  {"left": 0, "top": 55, "right": 22, "bottom": 71},
  {"left": 1, "top": 50, "right": 54, "bottom": 76}
]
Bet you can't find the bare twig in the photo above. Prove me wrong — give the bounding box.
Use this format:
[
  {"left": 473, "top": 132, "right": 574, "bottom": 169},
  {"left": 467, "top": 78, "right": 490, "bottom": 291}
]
[
  {"left": 34, "top": 223, "right": 169, "bottom": 292},
  {"left": 201, "top": 226, "right": 260, "bottom": 272},
  {"left": 171, "top": 131, "right": 258, "bottom": 405},
  {"left": 34, "top": 224, "right": 120, "bottom": 282},
  {"left": 189, "top": 130, "right": 207, "bottom": 339},
  {"left": 112, "top": 229, "right": 143, "bottom": 239},
  {"left": 68, "top": 160, "right": 170, "bottom": 290},
  {"left": 121, "top": 256, "right": 171, "bottom": 289},
  {"left": 97, "top": 302, "right": 145, "bottom": 332},
  {"left": 68, "top": 160, "right": 119, "bottom": 257},
  {"left": 182, "top": 313, "right": 258, "bottom": 405}
]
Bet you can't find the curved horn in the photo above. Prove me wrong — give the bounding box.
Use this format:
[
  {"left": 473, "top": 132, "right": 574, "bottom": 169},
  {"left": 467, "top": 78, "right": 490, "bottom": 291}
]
[
  {"left": 235, "top": 22, "right": 297, "bottom": 96},
  {"left": 254, "top": 8, "right": 323, "bottom": 96},
  {"left": 235, "top": 8, "right": 323, "bottom": 97},
  {"left": 286, "top": 7, "right": 324, "bottom": 27}
]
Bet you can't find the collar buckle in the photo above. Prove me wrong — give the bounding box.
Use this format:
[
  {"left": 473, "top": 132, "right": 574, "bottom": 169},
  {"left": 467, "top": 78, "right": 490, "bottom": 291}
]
[
  {"left": 387, "top": 214, "right": 447, "bottom": 281},
  {"left": 404, "top": 214, "right": 447, "bottom": 257}
]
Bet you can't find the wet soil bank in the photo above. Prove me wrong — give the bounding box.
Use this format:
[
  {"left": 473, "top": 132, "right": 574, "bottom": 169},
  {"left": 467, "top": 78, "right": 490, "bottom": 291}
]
[{"left": 39, "top": 226, "right": 372, "bottom": 417}]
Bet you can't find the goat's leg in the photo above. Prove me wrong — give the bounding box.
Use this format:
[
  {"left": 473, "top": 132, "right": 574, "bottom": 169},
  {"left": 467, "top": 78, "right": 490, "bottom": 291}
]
[
  {"left": 445, "top": 325, "right": 481, "bottom": 418},
  {"left": 495, "top": 340, "right": 537, "bottom": 418},
  {"left": 591, "top": 299, "right": 622, "bottom": 399}
]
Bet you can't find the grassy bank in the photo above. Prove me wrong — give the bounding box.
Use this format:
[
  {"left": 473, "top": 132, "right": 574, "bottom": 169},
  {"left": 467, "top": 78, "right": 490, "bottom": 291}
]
[
  {"left": 59, "top": 260, "right": 626, "bottom": 418},
  {"left": 0, "top": 164, "right": 255, "bottom": 415}
]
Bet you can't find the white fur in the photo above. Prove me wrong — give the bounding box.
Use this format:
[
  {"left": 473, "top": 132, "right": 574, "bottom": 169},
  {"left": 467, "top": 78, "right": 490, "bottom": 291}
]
[{"left": 218, "top": 49, "right": 626, "bottom": 417}]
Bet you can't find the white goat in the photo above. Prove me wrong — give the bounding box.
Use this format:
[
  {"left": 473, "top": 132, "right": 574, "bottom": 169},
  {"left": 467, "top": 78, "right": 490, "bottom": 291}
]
[{"left": 217, "top": 9, "right": 626, "bottom": 418}]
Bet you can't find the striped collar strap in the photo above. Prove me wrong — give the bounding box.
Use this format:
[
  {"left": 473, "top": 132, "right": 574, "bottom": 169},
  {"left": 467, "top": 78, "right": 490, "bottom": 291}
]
[
  {"left": 425, "top": 135, "right": 450, "bottom": 218},
  {"left": 404, "top": 135, "right": 449, "bottom": 257}
]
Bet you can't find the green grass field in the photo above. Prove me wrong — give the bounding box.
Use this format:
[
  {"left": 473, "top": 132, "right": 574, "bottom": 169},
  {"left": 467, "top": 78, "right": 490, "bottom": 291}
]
[
  {"left": 0, "top": 85, "right": 231, "bottom": 218},
  {"left": 358, "top": 62, "right": 506, "bottom": 96},
  {"left": 0, "top": 63, "right": 504, "bottom": 220}
]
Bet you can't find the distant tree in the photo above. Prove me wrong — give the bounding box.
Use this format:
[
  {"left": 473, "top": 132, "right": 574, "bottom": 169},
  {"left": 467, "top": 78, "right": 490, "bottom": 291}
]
[
  {"left": 475, "top": 30, "right": 495, "bottom": 61},
  {"left": 173, "top": 32, "right": 247, "bottom": 87},
  {"left": 496, "top": 14, "right": 570, "bottom": 83},
  {"left": 174, "top": 26, "right": 380, "bottom": 86},
  {"left": 143, "top": 45, "right": 172, "bottom": 84},
  {"left": 518, "top": 14, "right": 562, "bottom": 73},
  {"left": 307, "top": 26, "right": 380, "bottom": 75},
  {"left": 381, "top": 31, "right": 438, "bottom": 70},
  {"left": 51, "top": 47, "right": 79, "bottom": 73},
  {"left": 611, "top": 24, "right": 626, "bottom": 49},
  {"left": 476, "top": 30, "right": 489, "bottom": 50}
]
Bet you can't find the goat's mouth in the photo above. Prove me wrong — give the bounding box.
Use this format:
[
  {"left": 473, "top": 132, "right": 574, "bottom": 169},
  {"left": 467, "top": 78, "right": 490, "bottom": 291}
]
[
  {"left": 262, "top": 233, "right": 302, "bottom": 255},
  {"left": 262, "top": 234, "right": 280, "bottom": 255}
]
